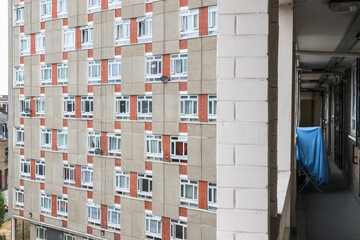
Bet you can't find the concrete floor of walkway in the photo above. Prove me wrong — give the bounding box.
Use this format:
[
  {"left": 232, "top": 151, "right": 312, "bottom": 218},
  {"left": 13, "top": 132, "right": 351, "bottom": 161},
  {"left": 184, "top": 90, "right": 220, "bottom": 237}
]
[{"left": 296, "top": 159, "right": 360, "bottom": 240}]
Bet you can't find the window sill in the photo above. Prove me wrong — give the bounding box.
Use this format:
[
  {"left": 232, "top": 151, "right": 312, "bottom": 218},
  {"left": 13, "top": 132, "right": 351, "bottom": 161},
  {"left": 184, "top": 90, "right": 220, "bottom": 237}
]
[{"left": 348, "top": 134, "right": 356, "bottom": 142}]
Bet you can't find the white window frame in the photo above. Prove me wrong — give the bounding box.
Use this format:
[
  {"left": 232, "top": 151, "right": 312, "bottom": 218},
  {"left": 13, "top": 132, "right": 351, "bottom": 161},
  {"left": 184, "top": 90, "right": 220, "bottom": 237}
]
[
  {"left": 20, "top": 97, "right": 31, "bottom": 117},
  {"left": 35, "top": 32, "right": 45, "bottom": 54},
  {"left": 108, "top": 133, "right": 121, "bottom": 157},
  {"left": 170, "top": 136, "right": 187, "bottom": 163},
  {"left": 63, "top": 164, "right": 75, "bottom": 186},
  {"left": 64, "top": 233, "right": 75, "bottom": 240},
  {"left": 180, "top": 9, "right": 199, "bottom": 39},
  {"left": 208, "top": 182, "right": 217, "bottom": 210},
  {"left": 41, "top": 129, "right": 52, "bottom": 150},
  {"left": 41, "top": 0, "right": 52, "bottom": 22},
  {"left": 108, "top": 59, "right": 122, "bottom": 83},
  {"left": 109, "top": 0, "right": 122, "bottom": 9},
  {"left": 170, "top": 54, "right": 188, "bottom": 81},
  {"left": 41, "top": 64, "right": 52, "bottom": 86},
  {"left": 115, "top": 170, "right": 130, "bottom": 195},
  {"left": 20, "top": 35, "right": 31, "bottom": 56},
  {"left": 208, "top": 95, "right": 217, "bottom": 122},
  {"left": 137, "top": 16, "right": 152, "bottom": 43},
  {"left": 57, "top": 63, "right": 68, "bottom": 85},
  {"left": 16, "top": 127, "right": 25, "bottom": 148},
  {"left": 81, "top": 96, "right": 93, "bottom": 119},
  {"left": 35, "top": 96, "right": 45, "bottom": 118},
  {"left": 35, "top": 160, "right": 46, "bottom": 181},
  {"left": 146, "top": 135, "right": 162, "bottom": 161},
  {"left": 88, "top": 60, "right": 101, "bottom": 84},
  {"left": 20, "top": 158, "right": 31, "bottom": 179},
  {"left": 115, "top": 19, "right": 130, "bottom": 46},
  {"left": 88, "top": 131, "right": 101, "bottom": 154},
  {"left": 63, "top": 28, "right": 75, "bottom": 51},
  {"left": 88, "top": 0, "right": 101, "bottom": 13},
  {"left": 107, "top": 207, "right": 121, "bottom": 231},
  {"left": 208, "top": 6, "right": 218, "bottom": 35},
  {"left": 351, "top": 63, "right": 357, "bottom": 136},
  {"left": 57, "top": 0, "right": 68, "bottom": 18},
  {"left": 40, "top": 192, "right": 52, "bottom": 215},
  {"left": 180, "top": 179, "right": 198, "bottom": 207},
  {"left": 63, "top": 96, "right": 75, "bottom": 118},
  {"left": 145, "top": 214, "right": 162, "bottom": 239},
  {"left": 87, "top": 201, "right": 101, "bottom": 226},
  {"left": 81, "top": 25, "right": 94, "bottom": 49},
  {"left": 14, "top": 5, "right": 25, "bottom": 26},
  {"left": 170, "top": 220, "right": 187, "bottom": 240},
  {"left": 15, "top": 66, "right": 25, "bottom": 87},
  {"left": 36, "top": 226, "right": 47, "bottom": 240},
  {"left": 180, "top": 95, "right": 198, "bottom": 122},
  {"left": 137, "top": 173, "right": 152, "bottom": 199},
  {"left": 137, "top": 96, "right": 152, "bottom": 121},
  {"left": 57, "top": 196, "right": 68, "bottom": 218},
  {"left": 57, "top": 129, "right": 68, "bottom": 152},
  {"left": 115, "top": 96, "right": 130, "bottom": 120},
  {"left": 146, "top": 56, "right": 162, "bottom": 82},
  {"left": 15, "top": 188, "right": 24, "bottom": 208},
  {"left": 82, "top": 166, "right": 94, "bottom": 189}
]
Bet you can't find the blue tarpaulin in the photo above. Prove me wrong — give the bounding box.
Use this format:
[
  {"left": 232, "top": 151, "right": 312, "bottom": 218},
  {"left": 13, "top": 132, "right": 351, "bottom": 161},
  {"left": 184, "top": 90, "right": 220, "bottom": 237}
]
[{"left": 296, "top": 127, "right": 331, "bottom": 186}]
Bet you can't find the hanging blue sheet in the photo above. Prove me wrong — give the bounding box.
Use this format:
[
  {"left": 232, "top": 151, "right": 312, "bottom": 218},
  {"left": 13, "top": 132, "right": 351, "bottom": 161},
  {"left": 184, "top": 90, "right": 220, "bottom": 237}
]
[{"left": 296, "top": 127, "right": 331, "bottom": 186}]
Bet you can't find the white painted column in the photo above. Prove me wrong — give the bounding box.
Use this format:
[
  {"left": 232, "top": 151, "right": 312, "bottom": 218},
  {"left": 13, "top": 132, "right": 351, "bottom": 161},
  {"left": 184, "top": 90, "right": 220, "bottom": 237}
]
[{"left": 217, "top": 0, "right": 279, "bottom": 239}]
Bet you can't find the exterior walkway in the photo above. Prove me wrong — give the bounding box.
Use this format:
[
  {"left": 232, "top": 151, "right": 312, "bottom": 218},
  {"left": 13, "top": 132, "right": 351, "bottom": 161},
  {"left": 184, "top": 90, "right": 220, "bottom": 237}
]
[{"left": 296, "top": 158, "right": 360, "bottom": 240}]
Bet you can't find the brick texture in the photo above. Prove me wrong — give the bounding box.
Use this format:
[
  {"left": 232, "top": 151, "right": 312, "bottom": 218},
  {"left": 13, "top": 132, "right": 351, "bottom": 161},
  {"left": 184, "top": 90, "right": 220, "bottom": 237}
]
[
  {"left": 31, "top": 34, "right": 35, "bottom": 55},
  {"left": 101, "top": 205, "right": 107, "bottom": 229},
  {"left": 130, "top": 18, "right": 138, "bottom": 44},
  {"left": 75, "top": 27, "right": 81, "bottom": 50},
  {"left": 30, "top": 97, "right": 35, "bottom": 117},
  {"left": 30, "top": 160, "right": 36, "bottom": 180},
  {"left": 198, "top": 94, "right": 208, "bottom": 122},
  {"left": 75, "top": 96, "right": 81, "bottom": 119},
  {"left": 52, "top": 64, "right": 57, "bottom": 85},
  {"left": 163, "top": 135, "right": 170, "bottom": 162},
  {"left": 130, "top": 172, "right": 137, "bottom": 198},
  {"left": 101, "top": 0, "right": 108, "bottom": 10},
  {"left": 163, "top": 55, "right": 170, "bottom": 79},
  {"left": 52, "top": 129, "right": 57, "bottom": 151},
  {"left": 162, "top": 217, "right": 170, "bottom": 240},
  {"left": 101, "top": 132, "right": 108, "bottom": 156},
  {"left": 198, "top": 181, "right": 208, "bottom": 210},
  {"left": 51, "top": 195, "right": 57, "bottom": 217},
  {"left": 130, "top": 96, "right": 138, "bottom": 120},
  {"left": 75, "top": 165, "right": 82, "bottom": 188},
  {"left": 52, "top": 0, "right": 57, "bottom": 19},
  {"left": 199, "top": 7, "right": 209, "bottom": 36},
  {"left": 101, "top": 60, "right": 108, "bottom": 84}
]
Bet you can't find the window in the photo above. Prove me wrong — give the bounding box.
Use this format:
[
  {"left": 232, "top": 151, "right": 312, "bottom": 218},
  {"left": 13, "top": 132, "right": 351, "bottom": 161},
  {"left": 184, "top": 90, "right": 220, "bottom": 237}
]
[
  {"left": 115, "top": 19, "right": 130, "bottom": 45},
  {"left": 57, "top": 196, "right": 68, "bottom": 218},
  {"left": 88, "top": 0, "right": 101, "bottom": 13},
  {"left": 180, "top": 95, "right": 198, "bottom": 122},
  {"left": 20, "top": 97, "right": 31, "bottom": 117},
  {"left": 41, "top": 129, "right": 52, "bottom": 150},
  {"left": 35, "top": 97, "right": 45, "bottom": 118},
  {"left": 81, "top": 25, "right": 93, "bottom": 49},
  {"left": 41, "top": 0, "right": 52, "bottom": 21},
  {"left": 180, "top": 9, "right": 199, "bottom": 39},
  {"left": 137, "top": 96, "right": 152, "bottom": 121},
  {"left": 15, "top": 188, "right": 24, "bottom": 208},
  {"left": 35, "top": 32, "right": 45, "bottom": 54},
  {"left": 208, "top": 95, "right": 217, "bottom": 122},
  {"left": 57, "top": 0, "right": 68, "bottom": 18},
  {"left": 81, "top": 96, "right": 93, "bottom": 119},
  {"left": 20, "top": 35, "right": 31, "bottom": 56},
  {"left": 88, "top": 61, "right": 101, "bottom": 84},
  {"left": 64, "top": 233, "right": 75, "bottom": 240},
  {"left": 351, "top": 63, "right": 357, "bottom": 135},
  {"left": 41, "top": 64, "right": 52, "bottom": 86},
  {"left": 63, "top": 164, "right": 75, "bottom": 186},
  {"left": 107, "top": 207, "right": 121, "bottom": 231},
  {"left": 16, "top": 128, "right": 25, "bottom": 147},
  {"left": 137, "top": 173, "right": 152, "bottom": 199},
  {"left": 115, "top": 96, "right": 130, "bottom": 120},
  {"left": 40, "top": 193, "right": 52, "bottom": 215},
  {"left": 146, "top": 135, "right": 162, "bottom": 161},
  {"left": 170, "top": 54, "right": 188, "bottom": 81},
  {"left": 88, "top": 131, "right": 101, "bottom": 154},
  {"left": 36, "top": 226, "right": 47, "bottom": 240},
  {"left": 208, "top": 182, "right": 217, "bottom": 210},
  {"left": 82, "top": 166, "right": 93, "bottom": 189},
  {"left": 5, "top": 148, "right": 8, "bottom": 162},
  {"left": 170, "top": 136, "right": 187, "bottom": 163},
  {"left": 63, "top": 96, "right": 75, "bottom": 118},
  {"left": 14, "top": 5, "right": 24, "bottom": 26},
  {"left": 170, "top": 220, "right": 187, "bottom": 240},
  {"left": 57, "top": 129, "right": 68, "bottom": 152},
  {"left": 35, "top": 160, "right": 45, "bottom": 181},
  {"left": 208, "top": 6, "right": 218, "bottom": 35},
  {"left": 108, "top": 133, "right": 121, "bottom": 157},
  {"left": 58, "top": 63, "right": 68, "bottom": 85},
  {"left": 20, "top": 158, "right": 31, "bottom": 179},
  {"left": 63, "top": 28, "right": 75, "bottom": 51},
  {"left": 15, "top": 67, "right": 24, "bottom": 87},
  {"left": 108, "top": 59, "right": 122, "bottom": 83},
  {"left": 87, "top": 201, "right": 101, "bottom": 225},
  {"left": 146, "top": 56, "right": 162, "bottom": 82},
  {"left": 180, "top": 179, "right": 198, "bottom": 207},
  {"left": 145, "top": 214, "right": 162, "bottom": 240},
  {"left": 137, "top": 16, "right": 152, "bottom": 43},
  {"left": 109, "top": 0, "right": 122, "bottom": 9},
  {"left": 115, "top": 170, "right": 130, "bottom": 195}
]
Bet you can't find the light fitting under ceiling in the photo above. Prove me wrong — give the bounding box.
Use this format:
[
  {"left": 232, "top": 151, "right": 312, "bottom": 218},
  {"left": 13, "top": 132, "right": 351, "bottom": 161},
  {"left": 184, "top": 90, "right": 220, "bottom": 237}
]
[{"left": 329, "top": 1, "right": 360, "bottom": 12}]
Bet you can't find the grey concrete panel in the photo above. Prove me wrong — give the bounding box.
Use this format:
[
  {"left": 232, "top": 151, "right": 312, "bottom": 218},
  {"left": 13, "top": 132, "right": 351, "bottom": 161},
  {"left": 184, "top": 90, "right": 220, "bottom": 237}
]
[
  {"left": 45, "top": 19, "right": 63, "bottom": 64},
  {"left": 93, "top": 157, "right": 115, "bottom": 206},
  {"left": 68, "top": 50, "right": 88, "bottom": 96},
  {"left": 152, "top": 163, "right": 164, "bottom": 215},
  {"left": 121, "top": 0, "right": 145, "bottom": 19},
  {"left": 121, "top": 198, "right": 145, "bottom": 239},
  {"left": 44, "top": 216, "right": 63, "bottom": 227},
  {"left": 68, "top": 0, "right": 88, "bottom": 28},
  {"left": 93, "top": 10, "right": 115, "bottom": 60},
  {"left": 14, "top": 27, "right": 20, "bottom": 67},
  {"left": 188, "top": 0, "right": 202, "bottom": 9},
  {"left": 45, "top": 152, "right": 63, "bottom": 196},
  {"left": 68, "top": 120, "right": 88, "bottom": 165},
  {"left": 31, "top": 118, "right": 41, "bottom": 160},
  {"left": 24, "top": 118, "right": 32, "bottom": 159},
  {"left": 24, "top": 180, "right": 40, "bottom": 221},
  {"left": 23, "top": 56, "right": 31, "bottom": 97},
  {"left": 67, "top": 188, "right": 88, "bottom": 232},
  {"left": 12, "top": 149, "right": 21, "bottom": 189},
  {"left": 13, "top": 91, "right": 20, "bottom": 127},
  {"left": 24, "top": 0, "right": 40, "bottom": 34},
  {"left": 93, "top": 85, "right": 115, "bottom": 132}
]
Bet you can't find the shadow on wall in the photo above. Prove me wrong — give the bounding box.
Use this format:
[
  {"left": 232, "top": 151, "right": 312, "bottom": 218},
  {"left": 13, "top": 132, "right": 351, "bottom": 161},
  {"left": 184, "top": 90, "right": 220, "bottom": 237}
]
[{"left": 300, "top": 100, "right": 321, "bottom": 127}]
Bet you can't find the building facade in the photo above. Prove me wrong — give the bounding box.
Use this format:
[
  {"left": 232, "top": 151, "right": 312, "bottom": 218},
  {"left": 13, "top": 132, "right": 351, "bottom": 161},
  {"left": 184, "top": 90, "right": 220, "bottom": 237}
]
[{"left": 9, "top": 0, "right": 218, "bottom": 239}]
